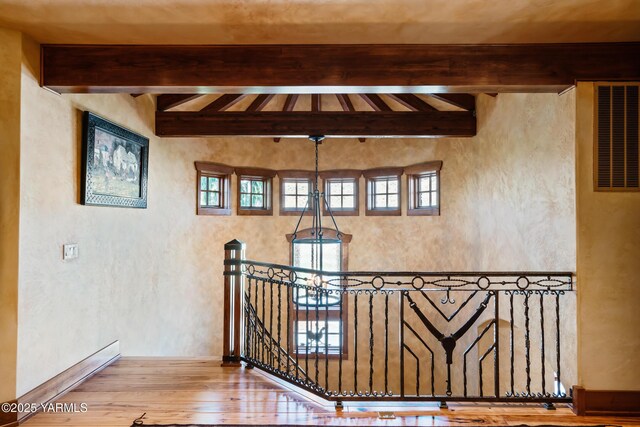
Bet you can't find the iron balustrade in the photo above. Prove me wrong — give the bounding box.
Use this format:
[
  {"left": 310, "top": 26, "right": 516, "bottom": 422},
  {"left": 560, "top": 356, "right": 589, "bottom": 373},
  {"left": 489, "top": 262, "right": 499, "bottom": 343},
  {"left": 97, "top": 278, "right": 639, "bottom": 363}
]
[{"left": 222, "top": 240, "right": 575, "bottom": 406}]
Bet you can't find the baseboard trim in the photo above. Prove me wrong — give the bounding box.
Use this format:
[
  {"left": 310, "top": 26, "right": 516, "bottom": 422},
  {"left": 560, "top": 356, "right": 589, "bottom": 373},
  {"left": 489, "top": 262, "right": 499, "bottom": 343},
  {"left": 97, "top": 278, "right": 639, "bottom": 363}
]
[
  {"left": 0, "top": 340, "right": 120, "bottom": 427},
  {"left": 572, "top": 386, "right": 640, "bottom": 416},
  {"left": 0, "top": 399, "right": 18, "bottom": 427}
]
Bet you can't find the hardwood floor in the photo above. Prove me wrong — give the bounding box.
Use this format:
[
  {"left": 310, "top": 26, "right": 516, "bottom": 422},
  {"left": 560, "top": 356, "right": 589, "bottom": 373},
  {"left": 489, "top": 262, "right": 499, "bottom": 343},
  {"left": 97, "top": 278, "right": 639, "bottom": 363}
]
[{"left": 23, "top": 358, "right": 640, "bottom": 426}]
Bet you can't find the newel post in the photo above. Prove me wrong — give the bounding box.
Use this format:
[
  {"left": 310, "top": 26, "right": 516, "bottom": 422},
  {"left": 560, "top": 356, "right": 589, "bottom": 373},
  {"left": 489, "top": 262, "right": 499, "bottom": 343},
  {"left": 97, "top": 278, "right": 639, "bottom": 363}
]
[{"left": 222, "top": 239, "right": 245, "bottom": 367}]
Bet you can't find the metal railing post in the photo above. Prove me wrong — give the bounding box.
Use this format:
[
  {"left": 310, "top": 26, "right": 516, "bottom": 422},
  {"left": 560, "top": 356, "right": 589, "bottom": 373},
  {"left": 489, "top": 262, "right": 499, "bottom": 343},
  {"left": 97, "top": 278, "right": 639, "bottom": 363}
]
[{"left": 222, "top": 239, "right": 245, "bottom": 367}]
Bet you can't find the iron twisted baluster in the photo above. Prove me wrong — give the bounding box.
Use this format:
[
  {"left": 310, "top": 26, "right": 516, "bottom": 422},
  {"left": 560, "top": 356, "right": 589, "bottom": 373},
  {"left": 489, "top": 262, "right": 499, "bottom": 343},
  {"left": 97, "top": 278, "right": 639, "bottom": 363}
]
[
  {"left": 524, "top": 291, "right": 531, "bottom": 396},
  {"left": 369, "top": 291, "right": 374, "bottom": 395},
  {"left": 539, "top": 291, "right": 546, "bottom": 396},
  {"left": 354, "top": 292, "right": 358, "bottom": 395},
  {"left": 384, "top": 292, "right": 389, "bottom": 395},
  {"left": 509, "top": 291, "right": 515, "bottom": 396}
]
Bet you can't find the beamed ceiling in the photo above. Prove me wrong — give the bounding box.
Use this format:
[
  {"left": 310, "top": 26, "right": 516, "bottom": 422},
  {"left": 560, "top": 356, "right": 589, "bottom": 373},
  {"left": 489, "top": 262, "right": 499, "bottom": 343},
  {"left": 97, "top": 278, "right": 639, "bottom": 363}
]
[
  {"left": 13, "top": 1, "right": 639, "bottom": 138},
  {"left": 39, "top": 43, "right": 640, "bottom": 138},
  {"left": 155, "top": 93, "right": 477, "bottom": 138}
]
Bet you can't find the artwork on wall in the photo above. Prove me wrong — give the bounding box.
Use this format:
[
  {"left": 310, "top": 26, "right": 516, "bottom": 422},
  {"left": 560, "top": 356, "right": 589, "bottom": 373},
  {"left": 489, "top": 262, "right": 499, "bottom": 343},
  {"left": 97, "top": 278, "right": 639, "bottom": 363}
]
[{"left": 81, "top": 112, "right": 149, "bottom": 208}]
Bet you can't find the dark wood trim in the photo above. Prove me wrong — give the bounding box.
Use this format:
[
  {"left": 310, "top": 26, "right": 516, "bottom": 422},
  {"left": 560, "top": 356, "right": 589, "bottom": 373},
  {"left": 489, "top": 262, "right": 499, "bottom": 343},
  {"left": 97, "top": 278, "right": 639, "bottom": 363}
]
[
  {"left": 278, "top": 171, "right": 315, "bottom": 216},
  {"left": 277, "top": 170, "right": 315, "bottom": 179},
  {"left": 282, "top": 94, "right": 299, "bottom": 112},
  {"left": 387, "top": 94, "right": 436, "bottom": 112},
  {"left": 41, "top": 43, "right": 640, "bottom": 93},
  {"left": 235, "top": 167, "right": 277, "bottom": 178},
  {"left": 156, "top": 111, "right": 476, "bottom": 138},
  {"left": 318, "top": 169, "right": 362, "bottom": 180},
  {"left": 428, "top": 93, "right": 476, "bottom": 111},
  {"left": 364, "top": 173, "right": 402, "bottom": 217},
  {"left": 194, "top": 161, "right": 234, "bottom": 175},
  {"left": 404, "top": 160, "right": 443, "bottom": 175},
  {"left": 407, "top": 167, "right": 441, "bottom": 217},
  {"left": 1, "top": 341, "right": 121, "bottom": 426},
  {"left": 335, "top": 94, "right": 355, "bottom": 112},
  {"left": 359, "top": 94, "right": 391, "bottom": 111},
  {"left": 236, "top": 170, "right": 274, "bottom": 216},
  {"left": 246, "top": 94, "right": 275, "bottom": 112},
  {"left": 311, "top": 94, "right": 321, "bottom": 112},
  {"left": 321, "top": 172, "right": 361, "bottom": 217},
  {"left": 201, "top": 94, "right": 248, "bottom": 112},
  {"left": 362, "top": 167, "right": 404, "bottom": 179},
  {"left": 157, "top": 94, "right": 202, "bottom": 111},
  {"left": 195, "top": 162, "right": 233, "bottom": 216},
  {"left": 0, "top": 400, "right": 17, "bottom": 427},
  {"left": 572, "top": 386, "right": 640, "bottom": 416}
]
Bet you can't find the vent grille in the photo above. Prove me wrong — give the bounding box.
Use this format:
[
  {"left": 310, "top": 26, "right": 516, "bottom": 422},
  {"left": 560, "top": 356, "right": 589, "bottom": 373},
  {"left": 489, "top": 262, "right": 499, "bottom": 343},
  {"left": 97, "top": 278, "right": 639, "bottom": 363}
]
[{"left": 596, "top": 84, "right": 640, "bottom": 191}]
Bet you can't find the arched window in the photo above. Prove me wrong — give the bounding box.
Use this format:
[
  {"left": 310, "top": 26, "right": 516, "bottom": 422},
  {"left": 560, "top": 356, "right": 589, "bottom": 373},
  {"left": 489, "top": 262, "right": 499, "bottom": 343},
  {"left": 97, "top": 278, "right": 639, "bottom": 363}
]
[{"left": 286, "top": 228, "right": 351, "bottom": 356}]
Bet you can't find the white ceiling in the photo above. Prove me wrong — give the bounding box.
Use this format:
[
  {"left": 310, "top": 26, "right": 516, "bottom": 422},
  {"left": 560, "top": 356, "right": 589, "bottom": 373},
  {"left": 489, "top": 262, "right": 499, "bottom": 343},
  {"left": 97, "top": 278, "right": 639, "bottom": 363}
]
[{"left": 0, "top": 0, "right": 639, "bottom": 44}]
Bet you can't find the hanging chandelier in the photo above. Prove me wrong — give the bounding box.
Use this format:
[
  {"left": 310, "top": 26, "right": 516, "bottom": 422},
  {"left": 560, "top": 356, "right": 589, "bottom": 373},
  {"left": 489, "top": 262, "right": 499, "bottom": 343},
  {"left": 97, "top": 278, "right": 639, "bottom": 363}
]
[{"left": 290, "top": 135, "right": 343, "bottom": 307}]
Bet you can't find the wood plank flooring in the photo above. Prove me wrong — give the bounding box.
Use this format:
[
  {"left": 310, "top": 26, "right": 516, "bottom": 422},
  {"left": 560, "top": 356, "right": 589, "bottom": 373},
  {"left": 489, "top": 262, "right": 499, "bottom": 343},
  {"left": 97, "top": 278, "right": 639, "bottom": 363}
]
[{"left": 23, "top": 358, "right": 640, "bottom": 426}]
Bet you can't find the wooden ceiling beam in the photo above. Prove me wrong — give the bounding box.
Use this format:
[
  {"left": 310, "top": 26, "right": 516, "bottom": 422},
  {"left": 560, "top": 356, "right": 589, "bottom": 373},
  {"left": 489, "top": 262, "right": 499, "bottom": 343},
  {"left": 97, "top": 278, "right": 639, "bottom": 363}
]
[
  {"left": 200, "top": 94, "right": 248, "bottom": 112},
  {"left": 157, "top": 94, "right": 203, "bottom": 111},
  {"left": 387, "top": 94, "right": 436, "bottom": 111},
  {"left": 246, "top": 94, "right": 275, "bottom": 112},
  {"left": 41, "top": 44, "right": 640, "bottom": 94},
  {"left": 335, "top": 94, "right": 355, "bottom": 111},
  {"left": 156, "top": 111, "right": 476, "bottom": 138},
  {"left": 282, "top": 94, "right": 299, "bottom": 112},
  {"left": 360, "top": 94, "right": 391, "bottom": 111},
  {"left": 428, "top": 94, "right": 476, "bottom": 111},
  {"left": 311, "top": 94, "right": 321, "bottom": 112}
]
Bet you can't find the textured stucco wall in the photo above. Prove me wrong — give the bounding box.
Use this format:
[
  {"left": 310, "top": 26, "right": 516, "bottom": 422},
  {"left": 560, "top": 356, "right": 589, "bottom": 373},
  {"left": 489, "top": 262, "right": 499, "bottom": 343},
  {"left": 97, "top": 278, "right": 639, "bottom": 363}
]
[
  {"left": 575, "top": 82, "right": 640, "bottom": 391},
  {"left": 0, "top": 27, "right": 22, "bottom": 402},
  {"left": 15, "top": 37, "right": 577, "bottom": 395}
]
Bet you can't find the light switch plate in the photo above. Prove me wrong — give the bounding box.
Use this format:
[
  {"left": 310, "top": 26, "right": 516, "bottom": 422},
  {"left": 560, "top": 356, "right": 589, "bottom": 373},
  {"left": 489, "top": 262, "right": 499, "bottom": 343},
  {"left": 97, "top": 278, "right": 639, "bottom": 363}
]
[{"left": 63, "top": 243, "right": 79, "bottom": 260}]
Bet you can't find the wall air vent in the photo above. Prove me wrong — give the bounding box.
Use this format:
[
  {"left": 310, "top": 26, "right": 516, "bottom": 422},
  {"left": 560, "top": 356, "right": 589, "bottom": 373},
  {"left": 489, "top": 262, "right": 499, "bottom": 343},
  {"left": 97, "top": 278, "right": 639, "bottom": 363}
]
[{"left": 595, "top": 83, "right": 639, "bottom": 191}]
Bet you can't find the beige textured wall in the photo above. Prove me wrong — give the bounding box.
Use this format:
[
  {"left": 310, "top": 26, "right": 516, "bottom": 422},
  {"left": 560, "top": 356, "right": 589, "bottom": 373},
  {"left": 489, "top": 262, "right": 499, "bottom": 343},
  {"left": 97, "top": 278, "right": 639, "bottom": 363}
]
[
  {"left": 0, "top": 27, "right": 22, "bottom": 402},
  {"left": 14, "top": 36, "right": 577, "bottom": 395},
  {"left": 575, "top": 82, "right": 640, "bottom": 391}
]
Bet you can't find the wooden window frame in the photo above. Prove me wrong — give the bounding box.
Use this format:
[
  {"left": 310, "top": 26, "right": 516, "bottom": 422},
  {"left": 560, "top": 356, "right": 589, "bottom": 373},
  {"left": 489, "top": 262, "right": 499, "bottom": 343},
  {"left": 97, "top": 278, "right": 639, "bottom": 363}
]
[
  {"left": 236, "top": 167, "right": 275, "bottom": 215},
  {"left": 363, "top": 167, "right": 404, "bottom": 216},
  {"left": 594, "top": 82, "right": 640, "bottom": 192},
  {"left": 406, "top": 161, "right": 443, "bottom": 216},
  {"left": 286, "top": 228, "right": 351, "bottom": 359},
  {"left": 194, "top": 161, "right": 233, "bottom": 216},
  {"left": 320, "top": 170, "right": 362, "bottom": 216},
  {"left": 278, "top": 170, "right": 315, "bottom": 216}
]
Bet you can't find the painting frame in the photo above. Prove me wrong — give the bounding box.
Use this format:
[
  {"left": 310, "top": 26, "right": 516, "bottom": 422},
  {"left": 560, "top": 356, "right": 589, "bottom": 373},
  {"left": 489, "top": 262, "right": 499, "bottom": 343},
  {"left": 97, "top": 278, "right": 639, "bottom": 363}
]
[{"left": 81, "top": 111, "right": 149, "bottom": 208}]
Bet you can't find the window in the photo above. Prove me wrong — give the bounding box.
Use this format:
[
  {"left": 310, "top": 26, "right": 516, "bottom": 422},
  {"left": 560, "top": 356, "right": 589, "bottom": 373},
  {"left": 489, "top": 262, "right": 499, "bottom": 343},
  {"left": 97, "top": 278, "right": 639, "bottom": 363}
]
[
  {"left": 364, "top": 167, "right": 403, "bottom": 216},
  {"left": 594, "top": 83, "right": 639, "bottom": 191},
  {"left": 320, "top": 170, "right": 361, "bottom": 216},
  {"left": 287, "top": 229, "right": 351, "bottom": 357},
  {"left": 236, "top": 167, "right": 275, "bottom": 215},
  {"left": 278, "top": 170, "right": 315, "bottom": 215},
  {"left": 406, "top": 161, "right": 442, "bottom": 216},
  {"left": 194, "top": 162, "right": 233, "bottom": 215}
]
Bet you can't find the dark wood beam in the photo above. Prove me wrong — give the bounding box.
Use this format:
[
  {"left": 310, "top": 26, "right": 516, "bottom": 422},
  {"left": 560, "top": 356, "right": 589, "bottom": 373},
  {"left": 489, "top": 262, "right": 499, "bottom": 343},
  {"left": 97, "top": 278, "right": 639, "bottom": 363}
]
[
  {"left": 157, "top": 94, "right": 203, "bottom": 111},
  {"left": 246, "top": 94, "right": 275, "bottom": 112},
  {"left": 283, "top": 94, "right": 299, "bottom": 111},
  {"left": 428, "top": 94, "right": 476, "bottom": 111},
  {"left": 156, "top": 111, "right": 475, "bottom": 138},
  {"left": 360, "top": 94, "right": 391, "bottom": 111},
  {"left": 200, "top": 94, "right": 248, "bottom": 112},
  {"left": 335, "top": 94, "right": 355, "bottom": 111},
  {"left": 41, "top": 44, "right": 640, "bottom": 94},
  {"left": 387, "top": 94, "right": 436, "bottom": 111},
  {"left": 311, "top": 94, "right": 321, "bottom": 112}
]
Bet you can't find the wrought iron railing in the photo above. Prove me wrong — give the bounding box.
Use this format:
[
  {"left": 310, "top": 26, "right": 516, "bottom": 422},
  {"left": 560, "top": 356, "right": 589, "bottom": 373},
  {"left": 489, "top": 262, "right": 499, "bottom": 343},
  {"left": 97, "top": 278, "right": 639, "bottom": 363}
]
[{"left": 222, "top": 240, "right": 575, "bottom": 407}]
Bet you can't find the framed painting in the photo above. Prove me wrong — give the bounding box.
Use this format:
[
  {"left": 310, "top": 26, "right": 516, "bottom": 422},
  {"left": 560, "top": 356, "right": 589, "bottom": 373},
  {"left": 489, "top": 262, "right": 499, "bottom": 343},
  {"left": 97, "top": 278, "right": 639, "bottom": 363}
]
[{"left": 81, "top": 112, "right": 149, "bottom": 208}]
